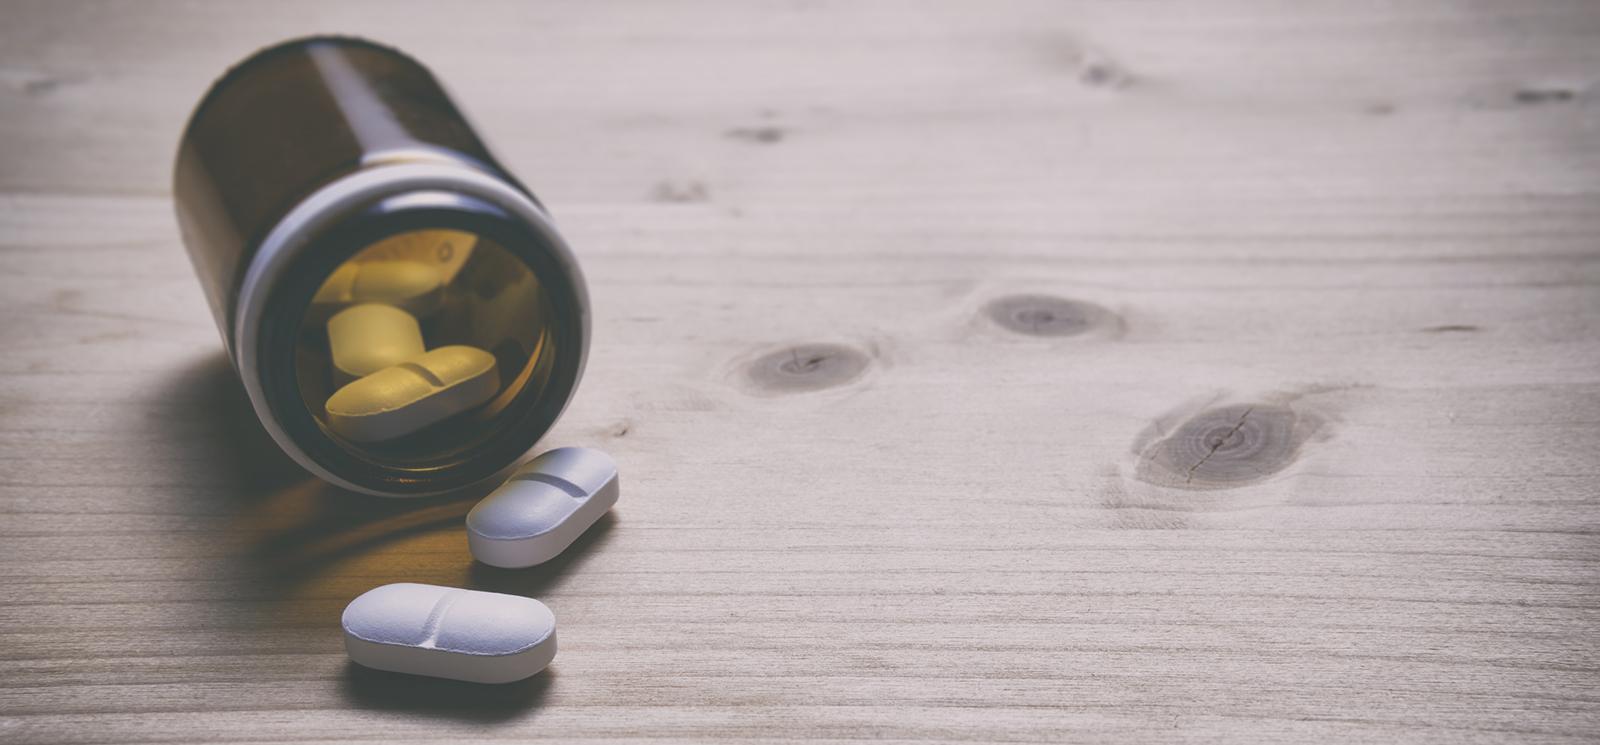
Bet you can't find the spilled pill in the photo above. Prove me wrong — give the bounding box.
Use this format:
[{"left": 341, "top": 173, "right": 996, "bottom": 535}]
[
  {"left": 325, "top": 345, "right": 500, "bottom": 442},
  {"left": 327, "top": 304, "right": 425, "bottom": 384},
  {"left": 468, "top": 447, "right": 620, "bottom": 568},
  {"left": 311, "top": 259, "right": 444, "bottom": 319},
  {"left": 343, "top": 583, "right": 556, "bottom": 684}
]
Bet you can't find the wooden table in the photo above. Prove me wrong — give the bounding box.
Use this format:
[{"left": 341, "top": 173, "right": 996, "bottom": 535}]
[{"left": 3, "top": 1, "right": 1598, "bottom": 742}]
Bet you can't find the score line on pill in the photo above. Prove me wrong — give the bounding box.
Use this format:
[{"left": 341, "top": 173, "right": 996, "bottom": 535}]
[
  {"left": 468, "top": 447, "right": 620, "bottom": 568},
  {"left": 343, "top": 583, "right": 556, "bottom": 684}
]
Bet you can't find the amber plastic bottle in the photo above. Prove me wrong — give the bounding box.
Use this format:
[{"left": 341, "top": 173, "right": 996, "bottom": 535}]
[{"left": 174, "top": 37, "right": 588, "bottom": 496}]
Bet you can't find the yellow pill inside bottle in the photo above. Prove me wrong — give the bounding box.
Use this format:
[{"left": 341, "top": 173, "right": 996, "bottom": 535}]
[
  {"left": 326, "top": 303, "right": 426, "bottom": 385},
  {"left": 326, "top": 345, "right": 500, "bottom": 443},
  {"left": 311, "top": 260, "right": 445, "bottom": 321}
]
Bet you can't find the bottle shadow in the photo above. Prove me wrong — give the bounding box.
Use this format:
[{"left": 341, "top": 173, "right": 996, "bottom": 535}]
[
  {"left": 159, "top": 351, "right": 309, "bottom": 507},
  {"left": 161, "top": 351, "right": 604, "bottom": 718},
  {"left": 162, "top": 352, "right": 485, "bottom": 584}
]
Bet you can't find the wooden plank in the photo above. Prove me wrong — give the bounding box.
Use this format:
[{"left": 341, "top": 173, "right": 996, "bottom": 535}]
[{"left": 1, "top": 1, "right": 1598, "bottom": 742}]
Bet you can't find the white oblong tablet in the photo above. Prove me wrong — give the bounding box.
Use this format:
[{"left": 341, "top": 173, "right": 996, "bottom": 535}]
[
  {"left": 467, "top": 447, "right": 620, "bottom": 569},
  {"left": 342, "top": 583, "right": 556, "bottom": 684},
  {"left": 325, "top": 345, "right": 500, "bottom": 442},
  {"left": 327, "top": 303, "right": 425, "bottom": 384}
]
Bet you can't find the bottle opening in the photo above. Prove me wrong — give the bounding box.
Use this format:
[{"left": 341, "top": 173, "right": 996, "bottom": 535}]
[{"left": 293, "top": 227, "right": 557, "bottom": 466}]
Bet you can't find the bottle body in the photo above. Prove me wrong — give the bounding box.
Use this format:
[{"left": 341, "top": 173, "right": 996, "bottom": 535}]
[{"left": 174, "top": 37, "right": 589, "bottom": 497}]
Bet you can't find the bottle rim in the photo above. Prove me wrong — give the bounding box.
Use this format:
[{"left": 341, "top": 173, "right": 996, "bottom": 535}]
[{"left": 234, "top": 160, "right": 589, "bottom": 496}]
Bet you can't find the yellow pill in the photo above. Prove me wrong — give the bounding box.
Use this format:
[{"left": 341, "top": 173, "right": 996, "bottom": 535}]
[
  {"left": 355, "top": 229, "right": 478, "bottom": 284},
  {"left": 327, "top": 304, "right": 425, "bottom": 385},
  {"left": 311, "top": 260, "right": 444, "bottom": 319},
  {"left": 325, "top": 346, "right": 501, "bottom": 442}
]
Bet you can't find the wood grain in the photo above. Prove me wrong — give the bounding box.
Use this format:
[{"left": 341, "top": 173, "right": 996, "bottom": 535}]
[{"left": 2, "top": 0, "right": 1599, "bottom": 742}]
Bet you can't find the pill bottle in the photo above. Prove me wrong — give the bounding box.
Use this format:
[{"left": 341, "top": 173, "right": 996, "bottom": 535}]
[{"left": 173, "top": 37, "right": 588, "bottom": 497}]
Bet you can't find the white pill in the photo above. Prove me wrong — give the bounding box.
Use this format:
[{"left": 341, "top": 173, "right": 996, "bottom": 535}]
[
  {"left": 342, "top": 583, "right": 555, "bottom": 684},
  {"left": 327, "top": 303, "right": 425, "bottom": 385},
  {"left": 311, "top": 259, "right": 444, "bottom": 319},
  {"left": 325, "top": 345, "right": 500, "bottom": 442},
  {"left": 467, "top": 447, "right": 620, "bottom": 568}
]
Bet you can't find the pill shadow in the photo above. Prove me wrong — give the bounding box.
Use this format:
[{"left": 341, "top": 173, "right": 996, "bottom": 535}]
[
  {"left": 341, "top": 661, "right": 553, "bottom": 722},
  {"left": 467, "top": 512, "right": 619, "bottom": 598}
]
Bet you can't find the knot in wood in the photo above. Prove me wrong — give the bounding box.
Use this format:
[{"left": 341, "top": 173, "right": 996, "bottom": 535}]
[
  {"left": 986, "top": 295, "right": 1111, "bottom": 337},
  {"left": 1136, "top": 403, "right": 1313, "bottom": 490},
  {"left": 745, "top": 343, "right": 869, "bottom": 393}
]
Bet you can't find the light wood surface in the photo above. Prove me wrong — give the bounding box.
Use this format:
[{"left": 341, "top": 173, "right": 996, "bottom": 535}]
[{"left": 3, "top": 1, "right": 1600, "bottom": 742}]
